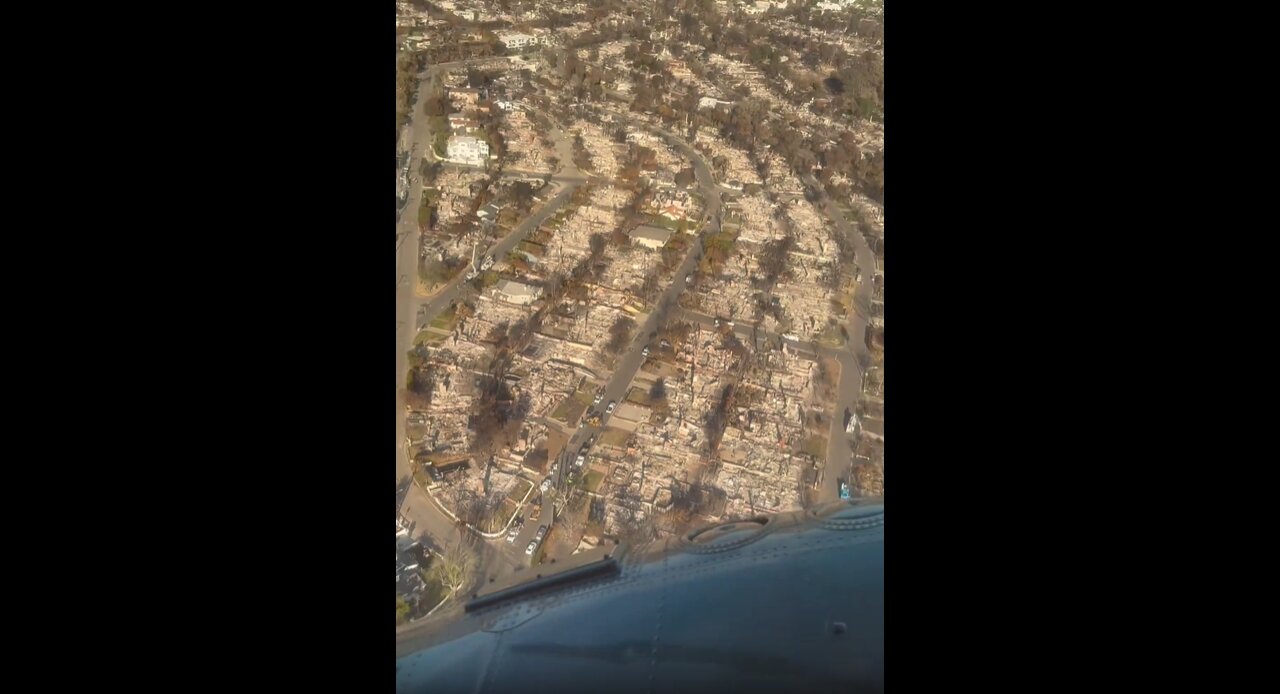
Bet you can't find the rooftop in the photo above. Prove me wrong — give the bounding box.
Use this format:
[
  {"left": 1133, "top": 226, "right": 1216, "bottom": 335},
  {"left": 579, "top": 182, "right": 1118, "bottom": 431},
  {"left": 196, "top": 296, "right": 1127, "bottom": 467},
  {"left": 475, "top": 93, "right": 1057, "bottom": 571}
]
[{"left": 629, "top": 225, "right": 674, "bottom": 243}]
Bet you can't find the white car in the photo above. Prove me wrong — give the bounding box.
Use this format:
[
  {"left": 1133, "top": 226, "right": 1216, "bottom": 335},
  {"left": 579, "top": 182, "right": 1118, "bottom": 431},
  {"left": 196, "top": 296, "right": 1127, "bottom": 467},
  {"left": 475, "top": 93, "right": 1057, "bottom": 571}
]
[
  {"left": 593, "top": 392, "right": 603, "bottom": 404},
  {"left": 685, "top": 274, "right": 694, "bottom": 283},
  {"left": 526, "top": 541, "right": 537, "bottom": 555},
  {"left": 641, "top": 347, "right": 650, "bottom": 357},
  {"left": 541, "top": 478, "right": 552, "bottom": 492},
  {"left": 506, "top": 527, "right": 519, "bottom": 543},
  {"left": 575, "top": 454, "right": 585, "bottom": 467},
  {"left": 605, "top": 401, "right": 617, "bottom": 415}
]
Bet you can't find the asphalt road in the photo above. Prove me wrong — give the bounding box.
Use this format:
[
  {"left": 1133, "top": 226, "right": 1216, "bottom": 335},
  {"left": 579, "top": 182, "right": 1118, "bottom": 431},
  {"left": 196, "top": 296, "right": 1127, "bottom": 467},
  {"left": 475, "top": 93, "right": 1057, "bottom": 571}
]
[{"left": 808, "top": 180, "right": 877, "bottom": 502}]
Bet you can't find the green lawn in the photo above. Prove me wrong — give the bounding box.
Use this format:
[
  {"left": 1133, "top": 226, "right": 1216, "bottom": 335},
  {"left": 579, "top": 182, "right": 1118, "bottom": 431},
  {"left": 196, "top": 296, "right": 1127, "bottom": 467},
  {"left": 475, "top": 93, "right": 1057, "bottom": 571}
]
[
  {"left": 429, "top": 305, "right": 458, "bottom": 331},
  {"left": 648, "top": 215, "right": 683, "bottom": 231},
  {"left": 599, "top": 427, "right": 630, "bottom": 447},
  {"left": 414, "top": 330, "right": 446, "bottom": 347},
  {"left": 583, "top": 469, "right": 604, "bottom": 493},
  {"left": 397, "top": 595, "right": 411, "bottom": 625}
]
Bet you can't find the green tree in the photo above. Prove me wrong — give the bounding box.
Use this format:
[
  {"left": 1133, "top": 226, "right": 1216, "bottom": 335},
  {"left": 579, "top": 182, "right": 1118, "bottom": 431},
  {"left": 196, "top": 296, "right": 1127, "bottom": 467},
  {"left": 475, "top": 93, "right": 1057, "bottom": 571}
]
[{"left": 396, "top": 595, "right": 411, "bottom": 625}]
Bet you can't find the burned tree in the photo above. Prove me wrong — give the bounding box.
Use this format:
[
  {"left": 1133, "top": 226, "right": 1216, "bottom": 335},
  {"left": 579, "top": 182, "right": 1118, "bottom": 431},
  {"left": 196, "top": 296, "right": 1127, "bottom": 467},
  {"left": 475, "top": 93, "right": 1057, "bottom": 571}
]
[
  {"left": 650, "top": 378, "right": 667, "bottom": 402},
  {"left": 754, "top": 234, "right": 794, "bottom": 289},
  {"left": 605, "top": 315, "right": 637, "bottom": 356},
  {"left": 702, "top": 383, "right": 735, "bottom": 457}
]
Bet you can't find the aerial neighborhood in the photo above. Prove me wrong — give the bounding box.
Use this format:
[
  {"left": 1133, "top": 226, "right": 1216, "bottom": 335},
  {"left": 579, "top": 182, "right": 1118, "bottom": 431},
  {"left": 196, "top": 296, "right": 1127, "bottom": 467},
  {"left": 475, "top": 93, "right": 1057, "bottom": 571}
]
[{"left": 395, "top": 0, "right": 884, "bottom": 626}]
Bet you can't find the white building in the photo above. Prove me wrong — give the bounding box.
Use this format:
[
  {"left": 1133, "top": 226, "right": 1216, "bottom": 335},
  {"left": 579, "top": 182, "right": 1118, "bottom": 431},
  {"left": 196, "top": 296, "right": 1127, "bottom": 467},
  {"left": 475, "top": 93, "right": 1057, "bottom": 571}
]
[
  {"left": 446, "top": 135, "right": 490, "bottom": 166},
  {"left": 498, "top": 32, "right": 544, "bottom": 51},
  {"left": 816, "top": 0, "right": 859, "bottom": 11},
  {"left": 494, "top": 280, "right": 543, "bottom": 305},
  {"left": 629, "top": 225, "right": 674, "bottom": 250}
]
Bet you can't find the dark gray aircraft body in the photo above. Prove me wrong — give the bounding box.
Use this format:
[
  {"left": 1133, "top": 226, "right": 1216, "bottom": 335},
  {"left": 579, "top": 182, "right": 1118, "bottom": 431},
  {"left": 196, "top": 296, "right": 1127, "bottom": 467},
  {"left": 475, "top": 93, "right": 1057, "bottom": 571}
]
[{"left": 395, "top": 498, "right": 884, "bottom": 693}]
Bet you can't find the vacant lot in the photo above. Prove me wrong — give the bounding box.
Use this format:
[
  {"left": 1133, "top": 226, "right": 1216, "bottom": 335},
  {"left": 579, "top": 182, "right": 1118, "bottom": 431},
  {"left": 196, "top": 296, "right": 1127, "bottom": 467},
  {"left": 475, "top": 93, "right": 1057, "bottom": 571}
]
[
  {"left": 551, "top": 387, "right": 594, "bottom": 424},
  {"left": 506, "top": 477, "right": 533, "bottom": 503},
  {"left": 625, "top": 385, "right": 655, "bottom": 407},
  {"left": 599, "top": 426, "right": 630, "bottom": 448}
]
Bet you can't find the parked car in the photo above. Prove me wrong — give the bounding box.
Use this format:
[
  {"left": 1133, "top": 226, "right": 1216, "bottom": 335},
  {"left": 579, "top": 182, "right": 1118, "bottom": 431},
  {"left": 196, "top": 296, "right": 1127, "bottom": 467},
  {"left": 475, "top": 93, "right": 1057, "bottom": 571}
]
[
  {"left": 530, "top": 506, "right": 541, "bottom": 522},
  {"left": 641, "top": 347, "right": 650, "bottom": 357},
  {"left": 575, "top": 454, "right": 586, "bottom": 467},
  {"left": 541, "top": 478, "right": 552, "bottom": 492},
  {"left": 506, "top": 527, "right": 520, "bottom": 543},
  {"left": 593, "top": 392, "right": 604, "bottom": 404},
  {"left": 685, "top": 274, "right": 693, "bottom": 283},
  {"left": 605, "top": 401, "right": 617, "bottom": 415},
  {"left": 535, "top": 525, "right": 548, "bottom": 542},
  {"left": 526, "top": 541, "right": 537, "bottom": 555},
  {"left": 840, "top": 481, "right": 851, "bottom": 500}
]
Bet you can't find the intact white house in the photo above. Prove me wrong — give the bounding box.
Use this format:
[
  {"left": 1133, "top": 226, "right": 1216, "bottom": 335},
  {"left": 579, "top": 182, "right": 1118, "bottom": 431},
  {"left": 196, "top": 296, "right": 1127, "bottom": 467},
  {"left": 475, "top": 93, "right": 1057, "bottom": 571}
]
[
  {"left": 498, "top": 32, "right": 547, "bottom": 51},
  {"left": 629, "top": 225, "right": 674, "bottom": 250},
  {"left": 446, "top": 135, "right": 490, "bottom": 166}
]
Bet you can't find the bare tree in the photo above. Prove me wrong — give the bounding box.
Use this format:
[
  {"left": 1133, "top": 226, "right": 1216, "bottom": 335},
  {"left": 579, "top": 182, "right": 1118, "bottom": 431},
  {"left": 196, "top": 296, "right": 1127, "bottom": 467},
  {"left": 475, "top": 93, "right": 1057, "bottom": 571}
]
[{"left": 427, "top": 540, "right": 476, "bottom": 596}]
